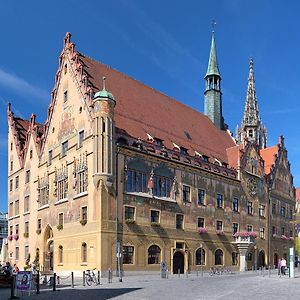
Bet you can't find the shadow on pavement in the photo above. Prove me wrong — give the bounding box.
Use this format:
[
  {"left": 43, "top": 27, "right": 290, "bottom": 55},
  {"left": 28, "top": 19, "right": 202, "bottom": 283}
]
[{"left": 21, "top": 287, "right": 142, "bottom": 299}]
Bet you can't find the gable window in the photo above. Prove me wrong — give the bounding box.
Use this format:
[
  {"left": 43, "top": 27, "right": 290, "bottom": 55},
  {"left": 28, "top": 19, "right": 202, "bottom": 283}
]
[
  {"left": 216, "top": 193, "right": 223, "bottom": 208},
  {"left": 153, "top": 175, "right": 171, "bottom": 197},
  {"left": 280, "top": 206, "right": 286, "bottom": 217},
  {"left": 176, "top": 214, "right": 184, "bottom": 230},
  {"left": 63, "top": 90, "right": 68, "bottom": 102},
  {"left": 232, "top": 197, "right": 239, "bottom": 212},
  {"left": 216, "top": 220, "right": 223, "bottom": 231},
  {"left": 259, "top": 204, "right": 265, "bottom": 217},
  {"left": 247, "top": 201, "right": 253, "bottom": 215},
  {"left": 247, "top": 225, "right": 253, "bottom": 232},
  {"left": 232, "top": 223, "right": 238, "bottom": 235},
  {"left": 24, "top": 195, "right": 30, "bottom": 213},
  {"left": 15, "top": 176, "right": 19, "bottom": 189},
  {"left": 150, "top": 210, "right": 160, "bottom": 223},
  {"left": 182, "top": 185, "right": 191, "bottom": 203},
  {"left": 197, "top": 217, "right": 205, "bottom": 228},
  {"left": 260, "top": 227, "right": 265, "bottom": 239},
  {"left": 25, "top": 170, "right": 30, "bottom": 184},
  {"left": 61, "top": 141, "right": 68, "bottom": 157},
  {"left": 198, "top": 189, "right": 205, "bottom": 205},
  {"left": 78, "top": 130, "right": 84, "bottom": 148},
  {"left": 123, "top": 245, "right": 134, "bottom": 264},
  {"left": 124, "top": 206, "right": 135, "bottom": 221},
  {"left": 126, "top": 170, "right": 147, "bottom": 193}
]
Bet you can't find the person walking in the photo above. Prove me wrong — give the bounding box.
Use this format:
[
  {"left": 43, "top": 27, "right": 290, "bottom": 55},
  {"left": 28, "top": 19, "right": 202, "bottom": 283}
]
[{"left": 281, "top": 257, "right": 287, "bottom": 275}]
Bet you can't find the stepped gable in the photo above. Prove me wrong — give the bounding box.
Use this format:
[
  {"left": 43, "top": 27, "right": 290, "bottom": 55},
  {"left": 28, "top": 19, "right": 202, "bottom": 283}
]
[
  {"left": 79, "top": 53, "right": 235, "bottom": 163},
  {"left": 260, "top": 145, "right": 278, "bottom": 175}
]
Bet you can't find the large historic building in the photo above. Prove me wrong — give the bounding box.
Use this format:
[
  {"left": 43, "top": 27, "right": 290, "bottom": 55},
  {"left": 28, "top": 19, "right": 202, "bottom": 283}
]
[{"left": 6, "top": 32, "right": 295, "bottom": 274}]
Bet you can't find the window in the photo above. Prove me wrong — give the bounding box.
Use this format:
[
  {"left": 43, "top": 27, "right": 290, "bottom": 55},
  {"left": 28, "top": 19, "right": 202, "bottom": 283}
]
[
  {"left": 148, "top": 245, "right": 161, "bottom": 264},
  {"left": 37, "top": 219, "right": 42, "bottom": 231},
  {"left": 216, "top": 220, "right": 223, "bottom": 231},
  {"left": 25, "top": 221, "right": 29, "bottom": 234},
  {"left": 272, "top": 226, "right": 276, "bottom": 235},
  {"left": 289, "top": 209, "right": 293, "bottom": 220},
  {"left": 77, "top": 169, "right": 87, "bottom": 194},
  {"left": 64, "top": 64, "right": 67, "bottom": 75},
  {"left": 15, "top": 200, "right": 19, "bottom": 215},
  {"left": 61, "top": 141, "right": 68, "bottom": 157},
  {"left": 124, "top": 206, "right": 135, "bottom": 221},
  {"left": 15, "top": 224, "right": 19, "bottom": 235},
  {"left": 197, "top": 217, "right": 204, "bottom": 228},
  {"left": 232, "top": 252, "right": 238, "bottom": 265},
  {"left": 280, "top": 206, "right": 286, "bottom": 217},
  {"left": 24, "top": 195, "right": 30, "bottom": 213},
  {"left": 232, "top": 223, "right": 238, "bottom": 235},
  {"left": 259, "top": 204, "right": 265, "bottom": 217},
  {"left": 58, "top": 245, "right": 63, "bottom": 264},
  {"left": 9, "top": 225, "right": 13, "bottom": 235},
  {"left": 81, "top": 242, "right": 87, "bottom": 263},
  {"left": 196, "top": 248, "right": 205, "bottom": 265},
  {"left": 40, "top": 186, "right": 49, "bottom": 206},
  {"left": 78, "top": 130, "right": 84, "bottom": 148},
  {"left": 247, "top": 225, "right": 253, "bottom": 232},
  {"left": 30, "top": 150, "right": 33, "bottom": 159},
  {"left": 10, "top": 161, "right": 13, "bottom": 171},
  {"left": 63, "top": 90, "right": 68, "bottom": 102},
  {"left": 58, "top": 213, "right": 64, "bottom": 226},
  {"left": 232, "top": 197, "right": 239, "bottom": 212},
  {"left": 176, "top": 214, "right": 184, "bottom": 230},
  {"left": 48, "top": 150, "right": 53, "bottom": 165},
  {"left": 215, "top": 249, "right": 223, "bottom": 265},
  {"left": 24, "top": 245, "right": 29, "bottom": 259},
  {"left": 15, "top": 176, "right": 19, "bottom": 189},
  {"left": 123, "top": 245, "right": 134, "bottom": 264},
  {"left": 182, "top": 185, "right": 191, "bottom": 203},
  {"left": 9, "top": 203, "right": 13, "bottom": 218},
  {"left": 150, "top": 210, "right": 160, "bottom": 223},
  {"left": 290, "top": 230, "right": 293, "bottom": 238},
  {"left": 15, "top": 247, "right": 19, "bottom": 261},
  {"left": 10, "top": 142, "right": 13, "bottom": 151},
  {"left": 247, "top": 201, "right": 253, "bottom": 215},
  {"left": 281, "top": 227, "right": 285, "bottom": 236},
  {"left": 272, "top": 203, "right": 276, "bottom": 215},
  {"left": 126, "top": 170, "right": 147, "bottom": 193},
  {"left": 9, "top": 179, "right": 13, "bottom": 192},
  {"left": 81, "top": 206, "right": 87, "bottom": 222},
  {"left": 25, "top": 170, "right": 30, "bottom": 184},
  {"left": 197, "top": 189, "right": 205, "bottom": 205},
  {"left": 57, "top": 178, "right": 67, "bottom": 200},
  {"left": 153, "top": 175, "right": 171, "bottom": 197},
  {"left": 260, "top": 227, "right": 265, "bottom": 239},
  {"left": 247, "top": 252, "right": 253, "bottom": 261},
  {"left": 216, "top": 193, "right": 223, "bottom": 208}
]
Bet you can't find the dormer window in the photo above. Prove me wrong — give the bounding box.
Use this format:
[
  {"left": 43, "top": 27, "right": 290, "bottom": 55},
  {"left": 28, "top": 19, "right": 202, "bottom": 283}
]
[
  {"left": 180, "top": 147, "right": 188, "bottom": 155},
  {"left": 202, "top": 155, "right": 209, "bottom": 162}
]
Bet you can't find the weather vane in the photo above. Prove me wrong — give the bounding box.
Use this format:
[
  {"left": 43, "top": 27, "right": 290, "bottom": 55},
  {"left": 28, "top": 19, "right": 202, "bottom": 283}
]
[{"left": 212, "top": 19, "right": 216, "bottom": 33}]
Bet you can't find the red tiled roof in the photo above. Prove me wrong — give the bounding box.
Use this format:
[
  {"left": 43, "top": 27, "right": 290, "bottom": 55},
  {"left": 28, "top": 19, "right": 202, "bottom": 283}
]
[
  {"left": 260, "top": 145, "right": 279, "bottom": 175},
  {"left": 79, "top": 53, "right": 236, "bottom": 163},
  {"left": 226, "top": 144, "right": 244, "bottom": 169}
]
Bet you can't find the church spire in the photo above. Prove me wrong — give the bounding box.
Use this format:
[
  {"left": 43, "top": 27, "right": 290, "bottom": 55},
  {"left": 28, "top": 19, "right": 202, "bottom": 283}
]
[
  {"left": 236, "top": 58, "right": 267, "bottom": 149},
  {"left": 204, "top": 29, "right": 224, "bottom": 130}
]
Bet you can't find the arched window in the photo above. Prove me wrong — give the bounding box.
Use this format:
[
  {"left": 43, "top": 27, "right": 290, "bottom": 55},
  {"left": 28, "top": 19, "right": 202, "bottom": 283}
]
[
  {"left": 81, "top": 242, "right": 87, "bottom": 263},
  {"left": 58, "top": 245, "right": 63, "bottom": 264},
  {"left": 148, "top": 245, "right": 161, "bottom": 264},
  {"left": 215, "top": 249, "right": 223, "bottom": 265},
  {"left": 232, "top": 252, "right": 238, "bottom": 265},
  {"left": 196, "top": 248, "right": 205, "bottom": 265}
]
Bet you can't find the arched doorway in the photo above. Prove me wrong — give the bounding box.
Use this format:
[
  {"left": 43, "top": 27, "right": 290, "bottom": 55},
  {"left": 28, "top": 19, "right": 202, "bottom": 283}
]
[
  {"left": 173, "top": 251, "right": 184, "bottom": 274},
  {"left": 43, "top": 225, "right": 54, "bottom": 272},
  {"left": 274, "top": 253, "right": 279, "bottom": 268},
  {"left": 258, "top": 250, "right": 265, "bottom": 268}
]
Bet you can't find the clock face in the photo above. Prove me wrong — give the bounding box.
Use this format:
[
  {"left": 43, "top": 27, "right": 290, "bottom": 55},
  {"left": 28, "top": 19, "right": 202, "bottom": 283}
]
[{"left": 247, "top": 178, "right": 257, "bottom": 196}]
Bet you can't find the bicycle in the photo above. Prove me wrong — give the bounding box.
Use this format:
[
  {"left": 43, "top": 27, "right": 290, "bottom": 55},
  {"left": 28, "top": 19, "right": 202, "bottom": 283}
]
[
  {"left": 85, "top": 268, "right": 98, "bottom": 286},
  {"left": 209, "top": 267, "right": 220, "bottom": 276}
]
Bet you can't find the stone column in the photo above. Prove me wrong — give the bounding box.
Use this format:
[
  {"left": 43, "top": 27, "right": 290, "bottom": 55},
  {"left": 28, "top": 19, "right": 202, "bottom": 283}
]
[{"left": 233, "top": 236, "right": 255, "bottom": 272}]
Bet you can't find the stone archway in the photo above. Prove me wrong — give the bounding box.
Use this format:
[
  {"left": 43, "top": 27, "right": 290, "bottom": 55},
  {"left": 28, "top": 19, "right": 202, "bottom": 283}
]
[
  {"left": 173, "top": 251, "right": 184, "bottom": 274},
  {"left": 258, "top": 250, "right": 265, "bottom": 268},
  {"left": 43, "top": 225, "right": 54, "bottom": 273}
]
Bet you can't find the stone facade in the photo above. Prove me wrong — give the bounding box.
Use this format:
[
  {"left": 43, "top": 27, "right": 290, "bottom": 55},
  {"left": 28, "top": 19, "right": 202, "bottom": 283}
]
[{"left": 6, "top": 32, "right": 295, "bottom": 274}]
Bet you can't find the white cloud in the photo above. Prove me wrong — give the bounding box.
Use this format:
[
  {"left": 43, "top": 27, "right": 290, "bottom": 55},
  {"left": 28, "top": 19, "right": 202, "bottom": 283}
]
[{"left": 0, "top": 67, "right": 49, "bottom": 101}]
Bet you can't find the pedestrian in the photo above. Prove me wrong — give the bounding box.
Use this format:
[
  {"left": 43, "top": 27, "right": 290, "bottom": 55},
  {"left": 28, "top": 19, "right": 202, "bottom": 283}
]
[
  {"left": 12, "top": 263, "right": 19, "bottom": 274},
  {"left": 3, "top": 262, "right": 12, "bottom": 277},
  {"left": 277, "top": 259, "right": 281, "bottom": 276},
  {"left": 281, "top": 257, "right": 287, "bottom": 275}
]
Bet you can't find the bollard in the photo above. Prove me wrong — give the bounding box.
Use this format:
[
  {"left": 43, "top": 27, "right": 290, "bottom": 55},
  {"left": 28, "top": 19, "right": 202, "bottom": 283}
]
[
  {"left": 83, "top": 271, "right": 85, "bottom": 286},
  {"left": 53, "top": 273, "right": 57, "bottom": 291},
  {"left": 37, "top": 270, "right": 40, "bottom": 294},
  {"left": 71, "top": 272, "right": 74, "bottom": 288},
  {"left": 97, "top": 270, "right": 101, "bottom": 285},
  {"left": 108, "top": 268, "right": 112, "bottom": 283}
]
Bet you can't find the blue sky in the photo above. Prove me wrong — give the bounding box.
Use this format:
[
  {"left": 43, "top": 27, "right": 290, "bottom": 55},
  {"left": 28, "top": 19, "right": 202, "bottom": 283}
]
[{"left": 0, "top": 0, "right": 300, "bottom": 212}]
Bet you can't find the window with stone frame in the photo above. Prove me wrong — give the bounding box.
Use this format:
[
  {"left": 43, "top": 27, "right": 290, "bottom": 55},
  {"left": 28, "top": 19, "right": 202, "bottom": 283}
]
[
  {"left": 124, "top": 206, "right": 135, "bottom": 221},
  {"left": 176, "top": 214, "right": 184, "bottom": 230},
  {"left": 15, "top": 176, "right": 19, "bottom": 189},
  {"left": 123, "top": 245, "right": 134, "bottom": 264},
  {"left": 247, "top": 225, "right": 253, "bottom": 232},
  {"left": 24, "top": 221, "right": 29, "bottom": 235},
  {"left": 280, "top": 206, "right": 286, "bottom": 218},
  {"left": 61, "top": 140, "right": 68, "bottom": 157},
  {"left": 232, "top": 252, "right": 238, "bottom": 265},
  {"left": 148, "top": 245, "right": 161, "bottom": 264},
  {"left": 81, "top": 206, "right": 88, "bottom": 222},
  {"left": 15, "top": 224, "right": 19, "bottom": 235},
  {"left": 232, "top": 223, "right": 238, "bottom": 235},
  {"left": 150, "top": 210, "right": 160, "bottom": 223},
  {"left": 9, "top": 179, "right": 13, "bottom": 192},
  {"left": 197, "top": 217, "right": 205, "bottom": 228},
  {"left": 197, "top": 189, "right": 205, "bottom": 205},
  {"left": 9, "top": 225, "right": 13, "bottom": 236},
  {"left": 15, "top": 247, "right": 19, "bottom": 261},
  {"left": 196, "top": 248, "right": 205, "bottom": 265},
  {"left": 216, "top": 193, "right": 223, "bottom": 208},
  {"left": 54, "top": 165, "right": 68, "bottom": 201},
  {"left": 24, "top": 195, "right": 30, "bottom": 213},
  {"left": 232, "top": 197, "right": 239, "bottom": 212},
  {"left": 289, "top": 209, "right": 293, "bottom": 220},
  {"left": 48, "top": 150, "right": 53, "bottom": 166},
  {"left": 153, "top": 175, "right": 171, "bottom": 197},
  {"left": 9, "top": 202, "right": 13, "bottom": 218},
  {"left": 25, "top": 170, "right": 30, "bottom": 184},
  {"left": 272, "top": 203, "right": 276, "bottom": 215},
  {"left": 182, "top": 185, "right": 191, "bottom": 203},
  {"left": 78, "top": 130, "right": 84, "bottom": 148},
  {"left": 37, "top": 175, "right": 49, "bottom": 207},
  {"left": 216, "top": 220, "right": 223, "bottom": 231},
  {"left": 259, "top": 227, "right": 265, "bottom": 239},
  {"left": 37, "top": 219, "right": 42, "bottom": 231},
  {"left": 126, "top": 169, "right": 147, "bottom": 193},
  {"left": 58, "top": 213, "right": 64, "bottom": 226},
  {"left": 24, "top": 245, "right": 29, "bottom": 259},
  {"left": 247, "top": 201, "right": 253, "bottom": 215},
  {"left": 73, "top": 153, "right": 88, "bottom": 194},
  {"left": 259, "top": 204, "right": 265, "bottom": 217},
  {"left": 15, "top": 200, "right": 19, "bottom": 215}
]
